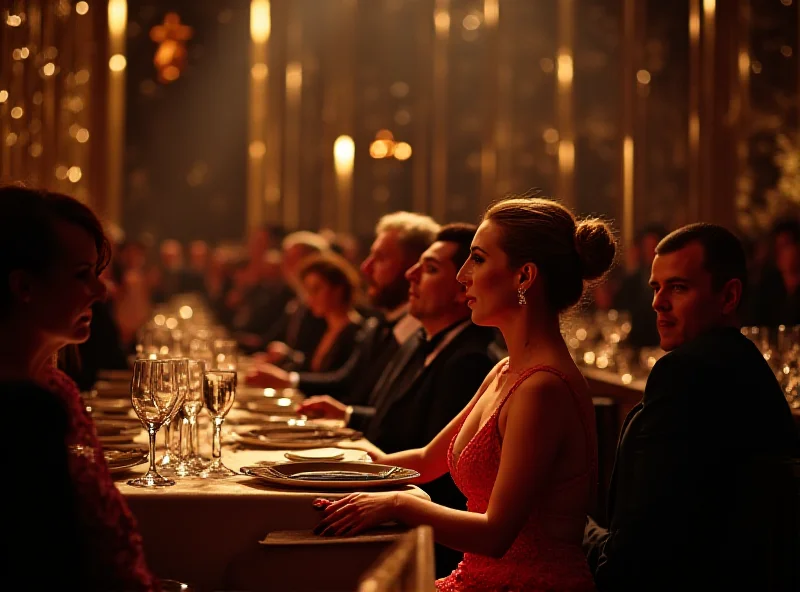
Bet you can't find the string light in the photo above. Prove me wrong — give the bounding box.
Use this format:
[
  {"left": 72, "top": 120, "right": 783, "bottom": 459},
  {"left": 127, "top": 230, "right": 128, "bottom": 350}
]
[
  {"left": 42, "top": 62, "right": 56, "bottom": 76},
  {"left": 109, "top": 54, "right": 127, "bottom": 71},
  {"left": 10, "top": 106, "right": 23, "bottom": 119},
  {"left": 76, "top": 2, "right": 89, "bottom": 15},
  {"left": 76, "top": 129, "right": 90, "bottom": 143},
  {"left": 68, "top": 167, "right": 83, "bottom": 183}
]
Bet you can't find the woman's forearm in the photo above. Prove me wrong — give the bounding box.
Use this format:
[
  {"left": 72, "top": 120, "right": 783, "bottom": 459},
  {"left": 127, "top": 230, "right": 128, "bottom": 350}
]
[{"left": 395, "top": 493, "right": 508, "bottom": 557}]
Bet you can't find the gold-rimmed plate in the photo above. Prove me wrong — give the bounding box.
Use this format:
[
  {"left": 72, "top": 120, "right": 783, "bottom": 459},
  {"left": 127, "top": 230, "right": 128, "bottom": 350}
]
[
  {"left": 234, "top": 425, "right": 361, "bottom": 449},
  {"left": 95, "top": 420, "right": 141, "bottom": 444},
  {"left": 241, "top": 461, "right": 418, "bottom": 490},
  {"left": 105, "top": 448, "right": 148, "bottom": 474}
]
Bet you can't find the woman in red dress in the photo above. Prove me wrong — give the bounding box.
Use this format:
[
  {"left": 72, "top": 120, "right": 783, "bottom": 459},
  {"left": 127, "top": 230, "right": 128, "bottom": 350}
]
[
  {"left": 0, "top": 184, "right": 159, "bottom": 591},
  {"left": 316, "top": 195, "right": 616, "bottom": 591}
]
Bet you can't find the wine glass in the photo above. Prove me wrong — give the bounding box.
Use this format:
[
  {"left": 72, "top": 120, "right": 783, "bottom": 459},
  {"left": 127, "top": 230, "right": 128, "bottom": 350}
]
[
  {"left": 128, "top": 359, "right": 182, "bottom": 487},
  {"left": 158, "top": 359, "right": 190, "bottom": 475},
  {"left": 200, "top": 369, "right": 237, "bottom": 479},
  {"left": 174, "top": 359, "right": 207, "bottom": 477},
  {"left": 213, "top": 339, "right": 238, "bottom": 371}
]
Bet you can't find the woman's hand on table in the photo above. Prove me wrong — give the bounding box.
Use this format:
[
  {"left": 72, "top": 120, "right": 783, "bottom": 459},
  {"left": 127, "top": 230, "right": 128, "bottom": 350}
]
[
  {"left": 244, "top": 363, "right": 291, "bottom": 389},
  {"left": 296, "top": 395, "right": 347, "bottom": 421},
  {"left": 313, "top": 492, "right": 403, "bottom": 536}
]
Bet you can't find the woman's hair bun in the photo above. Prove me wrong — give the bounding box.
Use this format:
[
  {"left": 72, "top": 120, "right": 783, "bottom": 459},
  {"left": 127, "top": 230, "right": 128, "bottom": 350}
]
[{"left": 574, "top": 218, "right": 616, "bottom": 281}]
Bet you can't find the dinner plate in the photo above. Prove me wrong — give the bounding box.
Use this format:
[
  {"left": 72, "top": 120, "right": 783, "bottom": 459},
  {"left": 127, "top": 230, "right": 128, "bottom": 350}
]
[
  {"left": 85, "top": 397, "right": 131, "bottom": 414},
  {"left": 240, "top": 461, "right": 419, "bottom": 490},
  {"left": 234, "top": 425, "right": 361, "bottom": 449},
  {"left": 105, "top": 448, "right": 148, "bottom": 474},
  {"left": 95, "top": 421, "right": 141, "bottom": 444}
]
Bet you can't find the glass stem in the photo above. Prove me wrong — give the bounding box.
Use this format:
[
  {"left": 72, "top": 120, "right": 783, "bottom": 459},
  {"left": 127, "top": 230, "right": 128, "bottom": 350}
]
[
  {"left": 190, "top": 416, "right": 200, "bottom": 459},
  {"left": 163, "top": 420, "right": 172, "bottom": 458},
  {"left": 212, "top": 417, "right": 223, "bottom": 463},
  {"left": 148, "top": 425, "right": 158, "bottom": 472},
  {"left": 176, "top": 414, "right": 185, "bottom": 461}
]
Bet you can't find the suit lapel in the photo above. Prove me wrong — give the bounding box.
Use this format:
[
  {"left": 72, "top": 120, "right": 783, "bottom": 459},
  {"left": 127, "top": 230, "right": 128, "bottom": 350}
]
[
  {"left": 368, "top": 335, "right": 420, "bottom": 408},
  {"left": 605, "top": 401, "right": 644, "bottom": 520}
]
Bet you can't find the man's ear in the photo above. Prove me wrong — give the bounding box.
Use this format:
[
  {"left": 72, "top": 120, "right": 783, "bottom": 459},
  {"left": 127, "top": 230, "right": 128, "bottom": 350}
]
[{"left": 720, "top": 278, "right": 742, "bottom": 316}]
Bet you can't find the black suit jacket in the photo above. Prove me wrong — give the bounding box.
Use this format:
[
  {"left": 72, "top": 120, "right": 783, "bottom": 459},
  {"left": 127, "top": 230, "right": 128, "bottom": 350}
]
[
  {"left": 297, "top": 315, "right": 405, "bottom": 406},
  {"left": 585, "top": 326, "right": 799, "bottom": 592}
]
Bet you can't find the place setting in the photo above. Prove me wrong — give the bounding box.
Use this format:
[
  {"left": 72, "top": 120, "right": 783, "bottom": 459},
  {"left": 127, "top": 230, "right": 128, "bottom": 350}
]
[
  {"left": 105, "top": 448, "right": 149, "bottom": 475},
  {"left": 232, "top": 423, "right": 362, "bottom": 449},
  {"left": 240, "top": 460, "right": 419, "bottom": 491}
]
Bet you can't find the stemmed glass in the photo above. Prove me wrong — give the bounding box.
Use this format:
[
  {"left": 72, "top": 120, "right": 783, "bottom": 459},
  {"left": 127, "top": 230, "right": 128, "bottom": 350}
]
[
  {"left": 200, "top": 369, "right": 237, "bottom": 479},
  {"left": 128, "top": 359, "right": 184, "bottom": 487},
  {"left": 213, "top": 339, "right": 238, "bottom": 371},
  {"left": 174, "top": 359, "right": 207, "bottom": 477},
  {"left": 158, "top": 359, "right": 190, "bottom": 475}
]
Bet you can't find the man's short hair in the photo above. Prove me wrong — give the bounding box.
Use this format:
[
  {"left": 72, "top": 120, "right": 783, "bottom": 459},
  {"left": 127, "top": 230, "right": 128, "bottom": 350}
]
[
  {"left": 375, "top": 211, "right": 440, "bottom": 262},
  {"left": 656, "top": 223, "right": 748, "bottom": 298},
  {"left": 436, "top": 223, "right": 478, "bottom": 270}
]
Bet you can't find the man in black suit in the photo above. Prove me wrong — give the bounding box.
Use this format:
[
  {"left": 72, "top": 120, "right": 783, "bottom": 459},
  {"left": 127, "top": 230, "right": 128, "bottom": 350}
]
[
  {"left": 584, "top": 223, "right": 799, "bottom": 592},
  {"left": 298, "top": 224, "right": 501, "bottom": 577},
  {"left": 245, "top": 212, "right": 439, "bottom": 406}
]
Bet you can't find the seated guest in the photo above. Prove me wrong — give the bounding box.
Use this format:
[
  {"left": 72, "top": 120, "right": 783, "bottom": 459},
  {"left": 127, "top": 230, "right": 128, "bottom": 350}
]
[
  {"left": 614, "top": 223, "right": 667, "bottom": 348},
  {"left": 247, "top": 212, "right": 439, "bottom": 407},
  {"left": 0, "top": 184, "right": 159, "bottom": 590},
  {"left": 751, "top": 217, "right": 800, "bottom": 327},
  {"left": 277, "top": 252, "right": 364, "bottom": 373},
  {"left": 247, "top": 231, "right": 330, "bottom": 360},
  {"left": 584, "top": 223, "right": 800, "bottom": 592},
  {"left": 298, "top": 223, "right": 502, "bottom": 577},
  {"left": 313, "top": 197, "right": 615, "bottom": 590}
]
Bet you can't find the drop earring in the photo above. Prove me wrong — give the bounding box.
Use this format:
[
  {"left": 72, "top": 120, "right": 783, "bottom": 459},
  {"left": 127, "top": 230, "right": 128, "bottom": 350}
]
[{"left": 517, "top": 287, "right": 527, "bottom": 306}]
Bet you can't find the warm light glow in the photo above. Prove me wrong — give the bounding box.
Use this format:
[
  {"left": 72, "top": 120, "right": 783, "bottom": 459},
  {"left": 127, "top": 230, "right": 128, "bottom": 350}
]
[
  {"left": 434, "top": 10, "right": 450, "bottom": 35},
  {"left": 369, "top": 140, "right": 390, "bottom": 159},
  {"left": 19, "top": 47, "right": 30, "bottom": 59},
  {"left": 162, "top": 66, "right": 180, "bottom": 81},
  {"left": 738, "top": 51, "right": 750, "bottom": 78},
  {"left": 483, "top": 0, "right": 499, "bottom": 27},
  {"left": 703, "top": 0, "right": 715, "bottom": 18},
  {"left": 542, "top": 128, "right": 559, "bottom": 144},
  {"left": 29, "top": 143, "right": 42, "bottom": 157},
  {"left": 6, "top": 14, "right": 22, "bottom": 27},
  {"left": 285, "top": 62, "right": 302, "bottom": 91},
  {"left": 75, "top": 70, "right": 90, "bottom": 84},
  {"left": 583, "top": 351, "right": 596, "bottom": 365},
  {"left": 42, "top": 63, "right": 56, "bottom": 77},
  {"left": 76, "top": 2, "right": 89, "bottom": 15},
  {"left": 596, "top": 355, "right": 609, "bottom": 369},
  {"left": 10, "top": 106, "right": 23, "bottom": 119},
  {"left": 689, "top": 113, "right": 700, "bottom": 144},
  {"left": 277, "top": 397, "right": 292, "bottom": 407},
  {"left": 636, "top": 69, "right": 651, "bottom": 84},
  {"left": 621, "top": 373, "right": 633, "bottom": 385},
  {"left": 262, "top": 388, "right": 276, "bottom": 398},
  {"left": 5, "top": 133, "right": 18, "bottom": 146},
  {"left": 334, "top": 135, "right": 355, "bottom": 174},
  {"left": 165, "top": 317, "right": 178, "bottom": 330},
  {"left": 557, "top": 52, "right": 573, "bottom": 85},
  {"left": 69, "top": 123, "right": 82, "bottom": 138},
  {"left": 375, "top": 129, "right": 394, "bottom": 141},
  {"left": 55, "top": 166, "right": 69, "bottom": 180},
  {"left": 780, "top": 45, "right": 793, "bottom": 57},
  {"left": 394, "top": 142, "right": 412, "bottom": 161},
  {"left": 251, "top": 62, "right": 268, "bottom": 80},
  {"left": 108, "top": 0, "right": 127, "bottom": 37},
  {"left": 179, "top": 305, "right": 194, "bottom": 320},
  {"left": 558, "top": 140, "right": 574, "bottom": 173},
  {"left": 153, "top": 314, "right": 166, "bottom": 326},
  {"left": 249, "top": 141, "right": 266, "bottom": 158},
  {"left": 109, "top": 54, "right": 127, "bottom": 71},
  {"left": 689, "top": 12, "right": 700, "bottom": 39},
  {"left": 462, "top": 14, "right": 480, "bottom": 30},
  {"left": 68, "top": 166, "right": 82, "bottom": 183},
  {"left": 0, "top": 90, "right": 7, "bottom": 103},
  {"left": 76, "top": 128, "right": 90, "bottom": 143},
  {"left": 623, "top": 135, "right": 634, "bottom": 247},
  {"left": 250, "top": 0, "right": 271, "bottom": 43}
]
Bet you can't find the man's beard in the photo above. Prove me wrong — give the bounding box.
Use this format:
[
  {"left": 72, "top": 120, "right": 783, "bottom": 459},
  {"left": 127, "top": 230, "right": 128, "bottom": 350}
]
[{"left": 370, "top": 274, "right": 410, "bottom": 311}]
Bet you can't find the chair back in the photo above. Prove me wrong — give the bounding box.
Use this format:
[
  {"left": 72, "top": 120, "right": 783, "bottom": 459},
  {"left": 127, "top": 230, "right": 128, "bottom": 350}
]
[{"left": 357, "top": 526, "right": 436, "bottom": 592}]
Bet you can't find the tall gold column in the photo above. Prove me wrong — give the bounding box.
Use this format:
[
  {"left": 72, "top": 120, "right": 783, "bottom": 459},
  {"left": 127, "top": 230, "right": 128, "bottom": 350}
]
[
  {"left": 411, "top": 0, "right": 433, "bottom": 215},
  {"left": 431, "top": 0, "right": 449, "bottom": 223},
  {"left": 106, "top": 0, "right": 126, "bottom": 225},
  {"left": 700, "top": 0, "right": 716, "bottom": 222},
  {"left": 688, "top": 0, "right": 702, "bottom": 222},
  {"left": 556, "top": 0, "right": 575, "bottom": 208},
  {"left": 620, "top": 0, "right": 637, "bottom": 252},
  {"left": 282, "top": 3, "right": 302, "bottom": 231},
  {"left": 247, "top": 0, "right": 270, "bottom": 232},
  {"left": 480, "top": 0, "right": 499, "bottom": 211}
]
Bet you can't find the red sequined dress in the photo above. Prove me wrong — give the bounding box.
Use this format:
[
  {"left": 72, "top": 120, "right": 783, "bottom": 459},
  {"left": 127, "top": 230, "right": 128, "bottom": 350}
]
[
  {"left": 436, "top": 364, "right": 597, "bottom": 591},
  {"left": 45, "top": 367, "right": 160, "bottom": 591}
]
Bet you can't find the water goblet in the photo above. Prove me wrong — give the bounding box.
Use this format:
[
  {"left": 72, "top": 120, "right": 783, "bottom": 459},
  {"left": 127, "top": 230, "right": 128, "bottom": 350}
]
[
  {"left": 158, "top": 359, "right": 190, "bottom": 474},
  {"left": 174, "top": 359, "right": 208, "bottom": 477},
  {"left": 200, "top": 369, "right": 237, "bottom": 479},
  {"left": 128, "top": 359, "right": 182, "bottom": 488}
]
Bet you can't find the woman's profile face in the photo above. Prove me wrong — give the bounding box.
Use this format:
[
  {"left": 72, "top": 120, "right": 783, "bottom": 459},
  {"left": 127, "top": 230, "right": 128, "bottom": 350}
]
[
  {"left": 302, "top": 272, "right": 340, "bottom": 318},
  {"left": 456, "top": 220, "right": 519, "bottom": 326},
  {"left": 25, "top": 221, "right": 107, "bottom": 346}
]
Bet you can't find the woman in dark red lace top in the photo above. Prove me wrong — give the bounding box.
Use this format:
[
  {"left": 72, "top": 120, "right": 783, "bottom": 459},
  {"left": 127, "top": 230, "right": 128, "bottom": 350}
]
[
  {"left": 0, "top": 184, "right": 159, "bottom": 591},
  {"left": 316, "top": 195, "right": 617, "bottom": 591}
]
